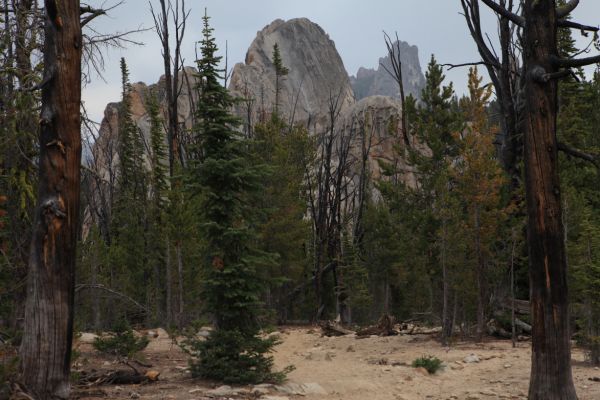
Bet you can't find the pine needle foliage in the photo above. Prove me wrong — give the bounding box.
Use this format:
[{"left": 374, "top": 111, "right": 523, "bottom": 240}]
[{"left": 185, "top": 10, "right": 284, "bottom": 384}]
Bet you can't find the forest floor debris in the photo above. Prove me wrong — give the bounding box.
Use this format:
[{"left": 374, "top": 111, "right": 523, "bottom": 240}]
[{"left": 72, "top": 326, "right": 600, "bottom": 400}]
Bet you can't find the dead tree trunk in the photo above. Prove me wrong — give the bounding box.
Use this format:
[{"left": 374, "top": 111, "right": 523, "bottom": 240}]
[
  {"left": 523, "top": 1, "right": 575, "bottom": 398},
  {"left": 475, "top": 206, "right": 485, "bottom": 342},
  {"left": 463, "top": 0, "right": 600, "bottom": 397},
  {"left": 19, "top": 1, "right": 82, "bottom": 398}
]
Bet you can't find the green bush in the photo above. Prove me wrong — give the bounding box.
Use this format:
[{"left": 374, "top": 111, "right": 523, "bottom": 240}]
[
  {"left": 93, "top": 320, "right": 148, "bottom": 357},
  {"left": 182, "top": 329, "right": 293, "bottom": 384},
  {"left": 412, "top": 355, "right": 443, "bottom": 374}
]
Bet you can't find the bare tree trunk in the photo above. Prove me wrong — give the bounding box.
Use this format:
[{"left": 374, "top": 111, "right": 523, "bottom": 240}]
[
  {"left": 510, "top": 228, "right": 517, "bottom": 349},
  {"left": 166, "top": 239, "right": 173, "bottom": 327},
  {"left": 176, "top": 241, "right": 184, "bottom": 328},
  {"left": 523, "top": 1, "right": 576, "bottom": 398},
  {"left": 441, "top": 219, "right": 451, "bottom": 346},
  {"left": 91, "top": 244, "right": 101, "bottom": 330},
  {"left": 475, "top": 206, "right": 485, "bottom": 342},
  {"left": 19, "top": 1, "right": 82, "bottom": 398}
]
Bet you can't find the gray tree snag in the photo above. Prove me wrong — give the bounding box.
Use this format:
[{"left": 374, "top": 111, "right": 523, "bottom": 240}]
[
  {"left": 464, "top": 0, "right": 600, "bottom": 398},
  {"left": 19, "top": 1, "right": 82, "bottom": 399}
]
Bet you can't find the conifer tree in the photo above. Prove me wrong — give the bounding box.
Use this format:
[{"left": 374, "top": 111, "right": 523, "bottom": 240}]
[
  {"left": 455, "top": 67, "right": 508, "bottom": 341},
  {"left": 407, "top": 56, "right": 462, "bottom": 345},
  {"left": 186, "top": 10, "right": 283, "bottom": 384},
  {"left": 272, "top": 43, "right": 289, "bottom": 118},
  {"left": 146, "top": 93, "right": 169, "bottom": 322},
  {"left": 109, "top": 58, "right": 150, "bottom": 321}
]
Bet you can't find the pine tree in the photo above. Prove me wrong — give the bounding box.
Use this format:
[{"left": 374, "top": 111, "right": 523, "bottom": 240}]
[
  {"left": 146, "top": 93, "right": 169, "bottom": 323},
  {"left": 455, "top": 67, "right": 508, "bottom": 341},
  {"left": 557, "top": 18, "right": 600, "bottom": 365},
  {"left": 272, "top": 43, "right": 289, "bottom": 118},
  {"left": 109, "top": 58, "right": 151, "bottom": 323},
  {"left": 252, "top": 116, "right": 312, "bottom": 322},
  {"left": 185, "top": 10, "right": 284, "bottom": 384},
  {"left": 408, "top": 55, "right": 462, "bottom": 345}
]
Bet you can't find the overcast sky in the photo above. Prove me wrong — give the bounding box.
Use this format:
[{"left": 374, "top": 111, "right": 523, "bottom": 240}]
[{"left": 83, "top": 0, "right": 600, "bottom": 123}]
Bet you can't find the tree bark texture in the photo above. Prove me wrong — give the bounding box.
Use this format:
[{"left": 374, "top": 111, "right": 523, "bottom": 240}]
[
  {"left": 19, "top": 1, "right": 82, "bottom": 399},
  {"left": 523, "top": 1, "right": 577, "bottom": 398}
]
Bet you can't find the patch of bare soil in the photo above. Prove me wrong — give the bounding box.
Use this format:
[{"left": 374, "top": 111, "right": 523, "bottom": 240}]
[{"left": 72, "top": 327, "right": 600, "bottom": 400}]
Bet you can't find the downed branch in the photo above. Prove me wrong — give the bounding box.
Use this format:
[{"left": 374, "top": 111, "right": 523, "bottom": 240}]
[
  {"left": 319, "top": 321, "right": 354, "bottom": 337},
  {"left": 77, "top": 368, "right": 160, "bottom": 387},
  {"left": 356, "top": 315, "right": 397, "bottom": 337},
  {"left": 75, "top": 283, "right": 150, "bottom": 315}
]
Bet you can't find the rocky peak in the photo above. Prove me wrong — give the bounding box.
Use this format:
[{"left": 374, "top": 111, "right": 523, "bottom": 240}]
[
  {"left": 350, "top": 40, "right": 425, "bottom": 101},
  {"left": 229, "top": 18, "right": 355, "bottom": 131}
]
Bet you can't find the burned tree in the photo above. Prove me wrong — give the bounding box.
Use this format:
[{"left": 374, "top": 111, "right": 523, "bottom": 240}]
[
  {"left": 19, "top": 0, "right": 83, "bottom": 398},
  {"left": 462, "top": 1, "right": 600, "bottom": 398}
]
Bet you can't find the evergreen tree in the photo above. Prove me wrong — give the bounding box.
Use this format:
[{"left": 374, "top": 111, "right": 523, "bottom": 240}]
[
  {"left": 185, "top": 11, "right": 284, "bottom": 384},
  {"left": 557, "top": 20, "right": 600, "bottom": 365},
  {"left": 109, "top": 58, "right": 151, "bottom": 323},
  {"left": 251, "top": 116, "right": 312, "bottom": 322},
  {"left": 455, "top": 67, "right": 508, "bottom": 341},
  {"left": 272, "top": 43, "right": 289, "bottom": 118}
]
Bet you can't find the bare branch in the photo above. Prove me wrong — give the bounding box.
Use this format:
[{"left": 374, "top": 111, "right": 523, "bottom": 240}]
[
  {"left": 550, "top": 54, "right": 600, "bottom": 68},
  {"left": 558, "top": 141, "right": 600, "bottom": 168},
  {"left": 480, "top": 0, "right": 525, "bottom": 27},
  {"left": 557, "top": 19, "right": 598, "bottom": 33},
  {"left": 556, "top": 0, "right": 579, "bottom": 19},
  {"left": 442, "top": 61, "right": 501, "bottom": 70}
]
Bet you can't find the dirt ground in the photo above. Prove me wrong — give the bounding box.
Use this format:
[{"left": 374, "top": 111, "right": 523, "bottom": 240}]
[{"left": 73, "top": 327, "right": 600, "bottom": 400}]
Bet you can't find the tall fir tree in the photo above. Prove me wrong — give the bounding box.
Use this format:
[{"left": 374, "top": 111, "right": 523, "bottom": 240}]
[
  {"left": 185, "top": 10, "right": 284, "bottom": 384},
  {"left": 109, "top": 58, "right": 151, "bottom": 322}
]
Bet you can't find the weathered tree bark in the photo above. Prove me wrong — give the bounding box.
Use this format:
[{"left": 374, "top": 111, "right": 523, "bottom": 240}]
[
  {"left": 475, "top": 206, "right": 485, "bottom": 342},
  {"left": 166, "top": 239, "right": 173, "bottom": 326},
  {"left": 523, "top": 1, "right": 576, "bottom": 398},
  {"left": 19, "top": 1, "right": 82, "bottom": 398},
  {"left": 176, "top": 241, "right": 184, "bottom": 328}
]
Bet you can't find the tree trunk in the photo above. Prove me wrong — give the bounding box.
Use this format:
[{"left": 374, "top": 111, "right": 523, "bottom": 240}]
[
  {"left": 176, "top": 242, "right": 184, "bottom": 328},
  {"left": 523, "top": 1, "right": 577, "bottom": 398},
  {"left": 441, "top": 219, "right": 451, "bottom": 346},
  {"left": 166, "top": 239, "right": 173, "bottom": 326},
  {"left": 19, "top": 1, "right": 82, "bottom": 398},
  {"left": 475, "top": 206, "right": 485, "bottom": 342}
]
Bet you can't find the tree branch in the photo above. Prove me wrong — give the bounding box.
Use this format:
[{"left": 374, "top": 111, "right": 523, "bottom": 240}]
[
  {"left": 550, "top": 54, "right": 600, "bottom": 68},
  {"left": 556, "top": 0, "right": 579, "bottom": 19},
  {"left": 480, "top": 0, "right": 525, "bottom": 26},
  {"left": 557, "top": 19, "right": 598, "bottom": 33},
  {"left": 442, "top": 61, "right": 501, "bottom": 70},
  {"left": 558, "top": 142, "right": 600, "bottom": 168}
]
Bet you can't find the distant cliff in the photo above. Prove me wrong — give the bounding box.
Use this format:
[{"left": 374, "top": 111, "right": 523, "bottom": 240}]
[
  {"left": 228, "top": 18, "right": 355, "bottom": 131},
  {"left": 350, "top": 40, "right": 425, "bottom": 100}
]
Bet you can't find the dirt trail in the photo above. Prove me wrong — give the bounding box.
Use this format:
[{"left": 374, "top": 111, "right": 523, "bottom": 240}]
[{"left": 74, "top": 327, "right": 600, "bottom": 400}]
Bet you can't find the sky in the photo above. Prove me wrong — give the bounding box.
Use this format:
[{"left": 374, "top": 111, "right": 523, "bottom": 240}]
[{"left": 82, "top": 0, "right": 600, "bottom": 124}]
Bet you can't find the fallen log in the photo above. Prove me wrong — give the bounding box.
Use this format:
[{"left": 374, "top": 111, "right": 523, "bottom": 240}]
[
  {"left": 357, "top": 315, "right": 397, "bottom": 337},
  {"left": 78, "top": 369, "right": 148, "bottom": 386},
  {"left": 77, "top": 363, "right": 160, "bottom": 387},
  {"left": 319, "top": 321, "right": 354, "bottom": 337}
]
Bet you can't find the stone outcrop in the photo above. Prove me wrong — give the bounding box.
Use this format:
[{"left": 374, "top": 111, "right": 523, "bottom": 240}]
[
  {"left": 340, "top": 96, "right": 417, "bottom": 188},
  {"left": 350, "top": 40, "right": 425, "bottom": 101},
  {"left": 228, "top": 18, "right": 355, "bottom": 131},
  {"left": 92, "top": 67, "right": 198, "bottom": 180}
]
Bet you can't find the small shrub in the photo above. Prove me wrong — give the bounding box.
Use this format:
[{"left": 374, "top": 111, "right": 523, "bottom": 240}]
[
  {"left": 412, "top": 355, "right": 443, "bottom": 374},
  {"left": 93, "top": 320, "right": 148, "bottom": 357}
]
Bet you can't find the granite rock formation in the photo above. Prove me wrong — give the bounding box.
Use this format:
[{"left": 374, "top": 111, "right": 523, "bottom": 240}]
[
  {"left": 350, "top": 40, "right": 425, "bottom": 101},
  {"left": 228, "top": 18, "right": 355, "bottom": 132}
]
